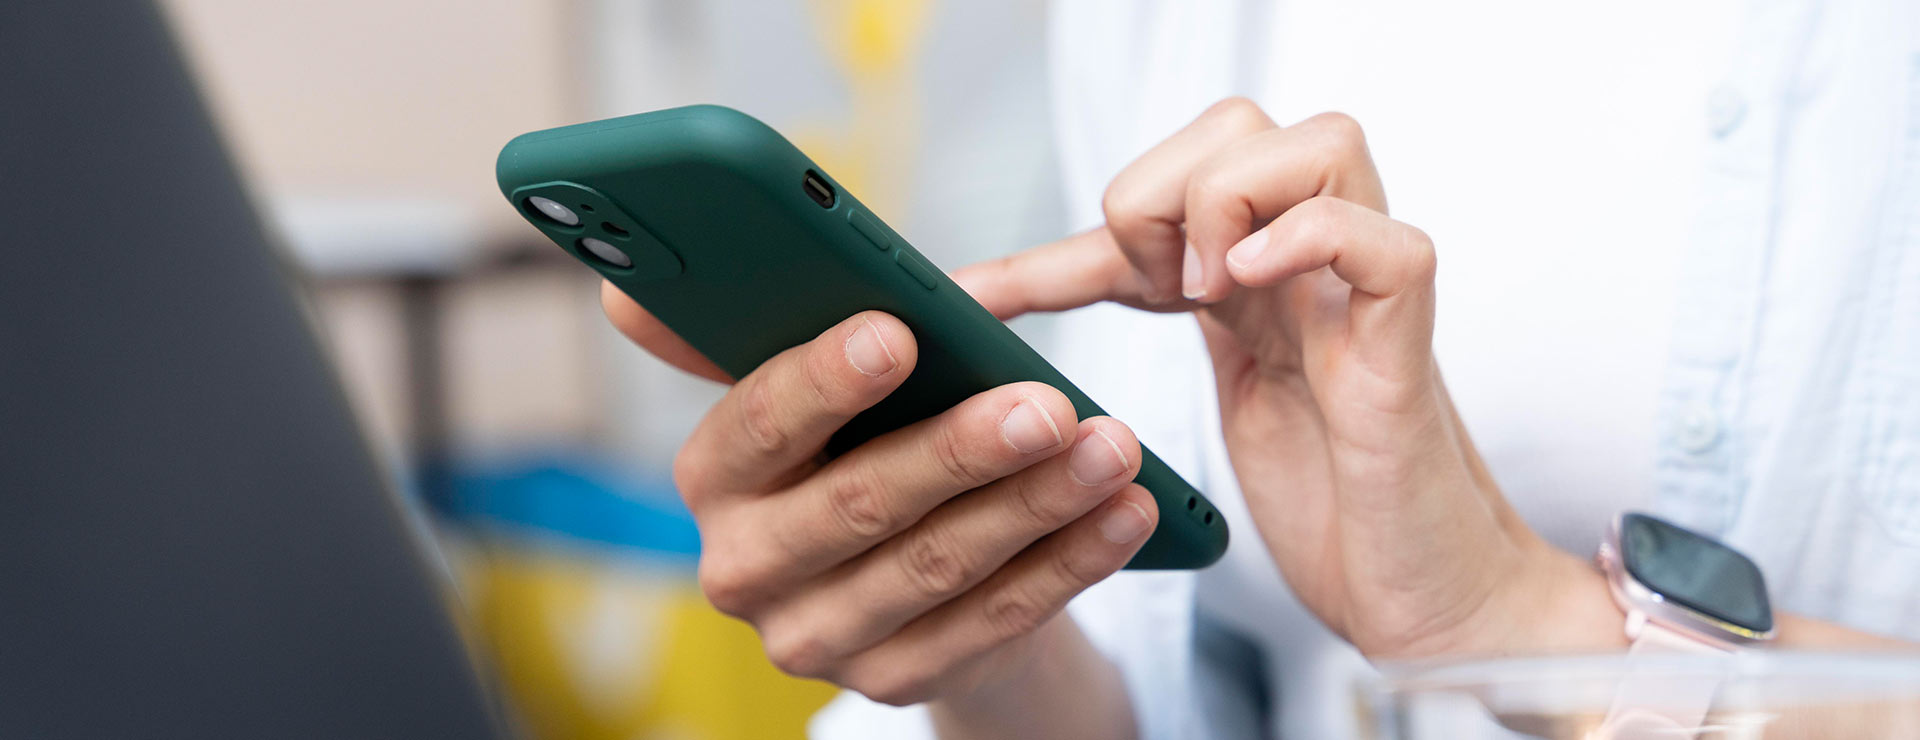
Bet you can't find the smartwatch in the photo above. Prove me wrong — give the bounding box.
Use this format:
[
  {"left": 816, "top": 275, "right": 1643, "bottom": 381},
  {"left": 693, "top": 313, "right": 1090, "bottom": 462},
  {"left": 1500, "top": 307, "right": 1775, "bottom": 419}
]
[{"left": 1593, "top": 512, "right": 1775, "bottom": 738}]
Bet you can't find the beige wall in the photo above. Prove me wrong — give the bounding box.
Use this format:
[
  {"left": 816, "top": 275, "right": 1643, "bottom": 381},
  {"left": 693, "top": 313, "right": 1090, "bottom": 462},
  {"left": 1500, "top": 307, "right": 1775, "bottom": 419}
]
[
  {"left": 161, "top": 0, "right": 610, "bottom": 460},
  {"left": 162, "top": 0, "right": 583, "bottom": 240}
]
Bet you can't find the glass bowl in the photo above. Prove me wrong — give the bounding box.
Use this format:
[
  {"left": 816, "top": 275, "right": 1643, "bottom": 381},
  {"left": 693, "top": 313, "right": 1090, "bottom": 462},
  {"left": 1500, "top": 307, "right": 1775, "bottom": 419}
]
[{"left": 1373, "top": 651, "right": 1920, "bottom": 739}]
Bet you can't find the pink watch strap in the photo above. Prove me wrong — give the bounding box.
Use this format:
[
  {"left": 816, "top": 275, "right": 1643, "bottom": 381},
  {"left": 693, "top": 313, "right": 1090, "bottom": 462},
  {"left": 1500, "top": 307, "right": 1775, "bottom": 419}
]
[{"left": 1591, "top": 620, "right": 1728, "bottom": 740}]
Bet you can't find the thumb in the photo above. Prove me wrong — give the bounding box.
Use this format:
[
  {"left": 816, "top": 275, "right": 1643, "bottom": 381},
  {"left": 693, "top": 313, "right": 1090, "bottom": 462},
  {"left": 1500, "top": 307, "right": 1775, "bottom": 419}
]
[{"left": 950, "top": 227, "right": 1151, "bottom": 321}]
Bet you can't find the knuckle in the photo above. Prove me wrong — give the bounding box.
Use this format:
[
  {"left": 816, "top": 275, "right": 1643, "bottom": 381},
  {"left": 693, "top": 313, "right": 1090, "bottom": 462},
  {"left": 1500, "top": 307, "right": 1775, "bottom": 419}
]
[
  {"left": 980, "top": 586, "right": 1049, "bottom": 640},
  {"left": 1203, "top": 96, "right": 1271, "bottom": 133},
  {"left": 862, "top": 688, "right": 921, "bottom": 708},
  {"left": 762, "top": 625, "right": 837, "bottom": 679},
  {"left": 930, "top": 421, "right": 992, "bottom": 486},
  {"left": 1308, "top": 111, "right": 1369, "bottom": 158},
  {"left": 901, "top": 528, "right": 972, "bottom": 598},
  {"left": 737, "top": 378, "right": 791, "bottom": 459},
  {"left": 697, "top": 555, "right": 761, "bottom": 617},
  {"left": 1186, "top": 165, "right": 1237, "bottom": 214},
  {"left": 1009, "top": 475, "right": 1065, "bottom": 529},
  {"left": 670, "top": 447, "right": 713, "bottom": 504},
  {"left": 856, "top": 666, "right": 941, "bottom": 707},
  {"left": 1100, "top": 179, "right": 1150, "bottom": 227},
  {"left": 825, "top": 464, "right": 894, "bottom": 539},
  {"left": 1309, "top": 110, "right": 1366, "bottom": 142},
  {"left": 1286, "top": 197, "right": 1343, "bottom": 244},
  {"left": 1050, "top": 538, "right": 1113, "bottom": 588},
  {"left": 1401, "top": 225, "right": 1439, "bottom": 282}
]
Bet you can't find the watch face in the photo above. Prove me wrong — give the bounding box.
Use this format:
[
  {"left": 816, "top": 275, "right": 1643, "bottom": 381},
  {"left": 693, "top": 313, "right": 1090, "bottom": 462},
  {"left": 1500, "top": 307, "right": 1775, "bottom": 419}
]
[{"left": 1620, "top": 513, "right": 1774, "bottom": 634}]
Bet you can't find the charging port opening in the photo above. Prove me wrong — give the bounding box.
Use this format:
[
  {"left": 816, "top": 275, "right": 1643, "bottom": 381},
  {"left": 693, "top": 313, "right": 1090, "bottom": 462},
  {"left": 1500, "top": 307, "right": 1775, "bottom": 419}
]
[{"left": 802, "top": 170, "right": 836, "bottom": 209}]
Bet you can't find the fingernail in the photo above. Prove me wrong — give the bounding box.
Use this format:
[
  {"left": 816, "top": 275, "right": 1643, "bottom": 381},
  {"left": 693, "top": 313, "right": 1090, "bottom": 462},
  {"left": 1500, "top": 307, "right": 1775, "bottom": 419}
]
[
  {"left": 1000, "top": 396, "right": 1064, "bottom": 453},
  {"left": 1225, "top": 230, "right": 1268, "bottom": 270},
  {"left": 1098, "top": 501, "right": 1152, "bottom": 544},
  {"left": 1069, "top": 430, "right": 1130, "bottom": 485},
  {"left": 1181, "top": 244, "right": 1206, "bottom": 300},
  {"left": 844, "top": 319, "right": 896, "bottom": 376}
]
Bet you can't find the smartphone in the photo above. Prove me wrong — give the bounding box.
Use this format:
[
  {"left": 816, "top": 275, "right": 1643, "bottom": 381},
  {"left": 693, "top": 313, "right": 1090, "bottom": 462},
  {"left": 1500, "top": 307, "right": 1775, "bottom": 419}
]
[{"left": 496, "top": 105, "right": 1227, "bottom": 569}]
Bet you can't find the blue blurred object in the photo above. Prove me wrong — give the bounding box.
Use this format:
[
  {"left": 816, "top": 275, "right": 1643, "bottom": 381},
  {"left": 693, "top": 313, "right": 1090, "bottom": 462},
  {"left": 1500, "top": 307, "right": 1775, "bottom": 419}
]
[{"left": 418, "top": 456, "right": 701, "bottom": 563}]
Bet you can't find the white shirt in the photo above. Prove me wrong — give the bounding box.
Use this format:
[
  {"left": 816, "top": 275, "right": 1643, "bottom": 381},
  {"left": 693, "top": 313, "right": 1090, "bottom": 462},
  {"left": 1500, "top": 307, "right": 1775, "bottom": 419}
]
[{"left": 815, "top": 0, "right": 1920, "bottom": 737}]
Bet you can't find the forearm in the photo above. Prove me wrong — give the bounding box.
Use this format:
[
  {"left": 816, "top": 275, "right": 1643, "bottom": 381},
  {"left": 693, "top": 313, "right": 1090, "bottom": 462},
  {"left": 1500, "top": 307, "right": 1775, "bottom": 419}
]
[
  {"left": 1773, "top": 612, "right": 1917, "bottom": 651},
  {"left": 929, "top": 616, "right": 1137, "bottom": 740}
]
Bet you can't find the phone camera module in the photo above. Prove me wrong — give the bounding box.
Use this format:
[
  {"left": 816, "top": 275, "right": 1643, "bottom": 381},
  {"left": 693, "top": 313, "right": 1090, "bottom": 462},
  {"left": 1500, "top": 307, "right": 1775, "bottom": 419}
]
[
  {"left": 578, "top": 237, "right": 634, "bottom": 269},
  {"left": 528, "top": 196, "right": 581, "bottom": 226}
]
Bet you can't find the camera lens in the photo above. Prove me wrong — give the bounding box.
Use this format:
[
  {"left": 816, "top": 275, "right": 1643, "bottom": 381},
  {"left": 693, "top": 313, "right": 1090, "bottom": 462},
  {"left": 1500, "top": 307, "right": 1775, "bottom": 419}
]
[
  {"left": 578, "top": 237, "right": 633, "bottom": 268},
  {"left": 528, "top": 196, "right": 580, "bottom": 226}
]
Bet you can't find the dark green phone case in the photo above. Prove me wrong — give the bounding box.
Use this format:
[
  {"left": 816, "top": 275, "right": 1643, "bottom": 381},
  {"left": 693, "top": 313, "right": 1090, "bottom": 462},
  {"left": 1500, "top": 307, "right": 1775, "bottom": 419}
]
[{"left": 496, "top": 105, "right": 1227, "bottom": 569}]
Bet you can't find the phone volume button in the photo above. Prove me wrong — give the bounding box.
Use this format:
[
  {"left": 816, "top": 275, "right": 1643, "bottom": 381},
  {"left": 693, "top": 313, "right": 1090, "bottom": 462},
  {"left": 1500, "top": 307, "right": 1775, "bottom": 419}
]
[
  {"left": 848, "top": 209, "right": 892, "bottom": 252},
  {"left": 894, "top": 250, "right": 939, "bottom": 291}
]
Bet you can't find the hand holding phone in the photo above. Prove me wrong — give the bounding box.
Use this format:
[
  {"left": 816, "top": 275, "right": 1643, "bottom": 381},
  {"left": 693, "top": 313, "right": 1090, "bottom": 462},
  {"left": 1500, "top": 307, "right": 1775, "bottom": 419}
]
[
  {"left": 498, "top": 105, "right": 1226, "bottom": 711},
  {"left": 497, "top": 107, "right": 1227, "bottom": 570},
  {"left": 606, "top": 297, "right": 1157, "bottom": 705}
]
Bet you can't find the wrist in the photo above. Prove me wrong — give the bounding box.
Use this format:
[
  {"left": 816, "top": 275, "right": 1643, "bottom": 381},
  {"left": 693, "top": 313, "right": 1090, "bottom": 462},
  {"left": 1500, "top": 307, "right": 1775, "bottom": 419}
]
[
  {"left": 933, "top": 616, "right": 1072, "bottom": 711},
  {"left": 921, "top": 615, "right": 1128, "bottom": 738},
  {"left": 1435, "top": 541, "right": 1630, "bottom": 658},
  {"left": 1505, "top": 546, "right": 1631, "bottom": 655},
  {"left": 929, "top": 616, "right": 1137, "bottom": 740}
]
